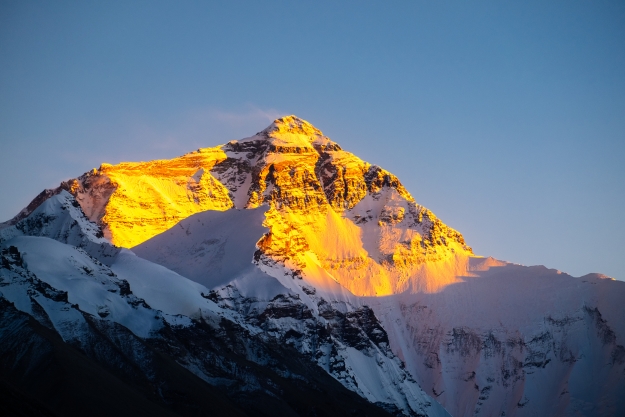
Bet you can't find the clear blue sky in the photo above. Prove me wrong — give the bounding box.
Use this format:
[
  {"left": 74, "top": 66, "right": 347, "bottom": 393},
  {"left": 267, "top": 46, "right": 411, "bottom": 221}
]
[{"left": 1, "top": 1, "right": 624, "bottom": 279}]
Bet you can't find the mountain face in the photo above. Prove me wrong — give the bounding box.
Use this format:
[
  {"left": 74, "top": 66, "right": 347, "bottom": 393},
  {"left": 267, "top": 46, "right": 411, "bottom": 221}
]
[
  {"left": 11, "top": 116, "right": 471, "bottom": 295},
  {"left": 1, "top": 116, "right": 624, "bottom": 417}
]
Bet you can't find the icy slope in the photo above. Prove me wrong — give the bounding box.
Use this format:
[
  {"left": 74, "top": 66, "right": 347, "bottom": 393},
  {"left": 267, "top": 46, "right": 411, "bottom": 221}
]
[
  {"left": 0, "top": 236, "right": 164, "bottom": 338},
  {"left": 132, "top": 207, "right": 269, "bottom": 290},
  {"left": 368, "top": 258, "right": 625, "bottom": 417}
]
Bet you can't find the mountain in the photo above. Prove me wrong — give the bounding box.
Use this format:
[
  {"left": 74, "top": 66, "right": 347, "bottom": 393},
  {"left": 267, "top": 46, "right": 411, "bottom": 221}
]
[
  {"left": 0, "top": 192, "right": 441, "bottom": 417},
  {"left": 1, "top": 116, "right": 623, "bottom": 416}
]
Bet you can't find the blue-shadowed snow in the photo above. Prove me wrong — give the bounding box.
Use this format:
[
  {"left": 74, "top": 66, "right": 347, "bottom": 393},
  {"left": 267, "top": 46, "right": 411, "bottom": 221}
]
[
  {"left": 112, "top": 249, "right": 222, "bottom": 319},
  {"left": 2, "top": 236, "right": 161, "bottom": 338},
  {"left": 0, "top": 190, "right": 119, "bottom": 264},
  {"left": 132, "top": 207, "right": 269, "bottom": 290}
]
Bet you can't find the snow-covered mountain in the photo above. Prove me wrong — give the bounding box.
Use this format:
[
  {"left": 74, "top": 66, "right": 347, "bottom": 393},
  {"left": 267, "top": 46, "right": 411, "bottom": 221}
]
[
  {"left": 1, "top": 191, "right": 443, "bottom": 416},
  {"left": 1, "top": 116, "right": 623, "bottom": 417}
]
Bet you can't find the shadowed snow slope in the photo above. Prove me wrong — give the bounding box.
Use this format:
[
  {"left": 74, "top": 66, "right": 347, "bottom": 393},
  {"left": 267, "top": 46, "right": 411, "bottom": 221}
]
[
  {"left": 132, "top": 207, "right": 269, "bottom": 290},
  {"left": 368, "top": 258, "right": 625, "bottom": 417}
]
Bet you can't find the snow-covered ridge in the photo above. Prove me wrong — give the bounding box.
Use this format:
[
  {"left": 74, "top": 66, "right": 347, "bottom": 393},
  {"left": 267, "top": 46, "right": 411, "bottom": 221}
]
[
  {"left": 367, "top": 259, "right": 625, "bottom": 416},
  {"left": 0, "top": 190, "right": 119, "bottom": 264}
]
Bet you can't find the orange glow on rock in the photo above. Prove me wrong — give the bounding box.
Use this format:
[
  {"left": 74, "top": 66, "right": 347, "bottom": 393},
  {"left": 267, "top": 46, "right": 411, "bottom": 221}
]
[
  {"left": 73, "top": 148, "right": 233, "bottom": 248},
  {"left": 63, "top": 116, "right": 473, "bottom": 296}
]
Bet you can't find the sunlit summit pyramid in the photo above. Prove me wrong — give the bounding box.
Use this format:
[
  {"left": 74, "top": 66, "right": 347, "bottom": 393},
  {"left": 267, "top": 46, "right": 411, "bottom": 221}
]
[{"left": 11, "top": 115, "right": 473, "bottom": 295}]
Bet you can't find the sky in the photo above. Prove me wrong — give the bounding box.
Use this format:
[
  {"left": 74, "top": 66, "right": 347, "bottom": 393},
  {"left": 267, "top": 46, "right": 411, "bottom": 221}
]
[{"left": 1, "top": 0, "right": 624, "bottom": 280}]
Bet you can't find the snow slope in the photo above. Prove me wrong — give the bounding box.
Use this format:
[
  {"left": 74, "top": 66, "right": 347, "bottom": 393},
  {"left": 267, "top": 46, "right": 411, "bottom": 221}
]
[
  {"left": 132, "top": 207, "right": 269, "bottom": 290},
  {"left": 0, "top": 236, "right": 163, "bottom": 338},
  {"left": 132, "top": 206, "right": 450, "bottom": 417},
  {"left": 368, "top": 258, "right": 625, "bottom": 417},
  {"left": 0, "top": 190, "right": 119, "bottom": 264}
]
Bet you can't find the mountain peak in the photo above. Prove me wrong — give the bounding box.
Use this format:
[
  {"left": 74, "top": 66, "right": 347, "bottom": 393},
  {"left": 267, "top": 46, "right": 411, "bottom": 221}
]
[
  {"left": 241, "top": 115, "right": 337, "bottom": 149},
  {"left": 10, "top": 116, "right": 472, "bottom": 294},
  {"left": 263, "top": 115, "right": 324, "bottom": 138}
]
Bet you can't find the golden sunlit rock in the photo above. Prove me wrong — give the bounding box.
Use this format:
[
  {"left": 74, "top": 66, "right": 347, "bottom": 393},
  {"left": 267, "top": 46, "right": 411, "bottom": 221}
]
[
  {"left": 58, "top": 115, "right": 473, "bottom": 295},
  {"left": 66, "top": 148, "right": 233, "bottom": 247}
]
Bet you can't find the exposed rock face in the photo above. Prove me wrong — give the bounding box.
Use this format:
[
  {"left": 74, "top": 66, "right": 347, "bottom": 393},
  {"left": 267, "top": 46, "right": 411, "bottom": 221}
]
[
  {"left": 214, "top": 117, "right": 472, "bottom": 295},
  {"left": 13, "top": 115, "right": 472, "bottom": 295},
  {"left": 207, "top": 286, "right": 443, "bottom": 416}
]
